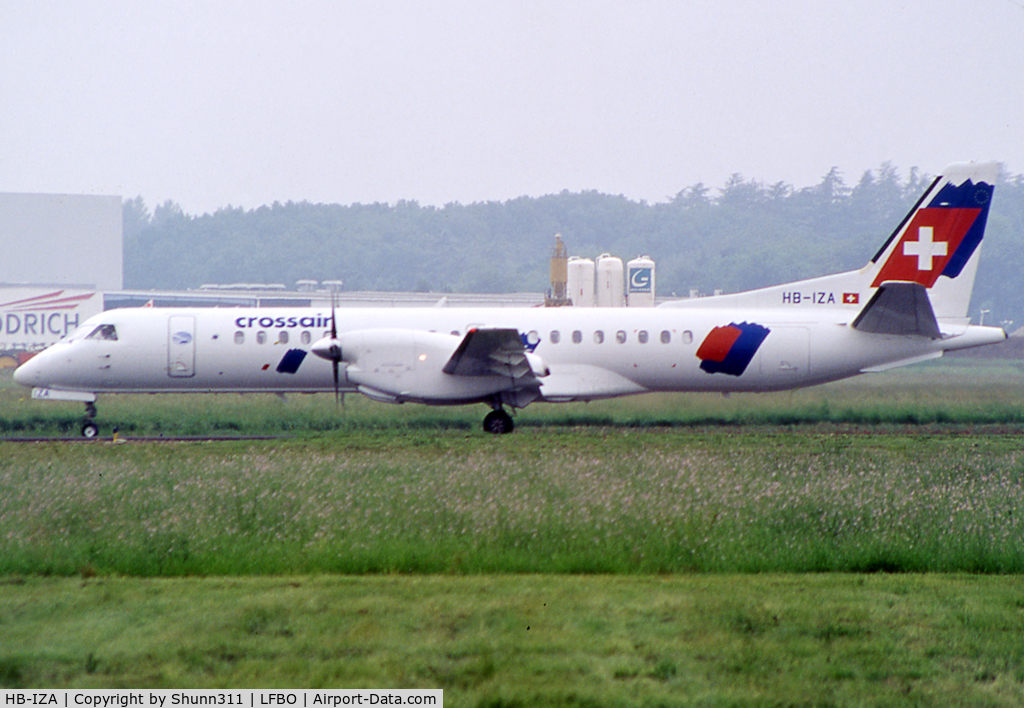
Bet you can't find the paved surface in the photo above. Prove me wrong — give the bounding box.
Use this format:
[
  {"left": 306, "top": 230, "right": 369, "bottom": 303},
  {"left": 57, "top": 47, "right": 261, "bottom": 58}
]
[{"left": 2, "top": 435, "right": 285, "bottom": 443}]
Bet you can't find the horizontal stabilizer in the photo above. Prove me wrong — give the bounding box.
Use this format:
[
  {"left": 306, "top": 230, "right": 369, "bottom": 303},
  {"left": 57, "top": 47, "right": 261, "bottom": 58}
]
[{"left": 852, "top": 282, "right": 941, "bottom": 339}]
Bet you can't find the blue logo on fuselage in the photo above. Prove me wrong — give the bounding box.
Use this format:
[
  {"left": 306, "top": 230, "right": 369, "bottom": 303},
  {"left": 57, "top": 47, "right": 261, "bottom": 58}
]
[{"left": 520, "top": 331, "right": 541, "bottom": 352}]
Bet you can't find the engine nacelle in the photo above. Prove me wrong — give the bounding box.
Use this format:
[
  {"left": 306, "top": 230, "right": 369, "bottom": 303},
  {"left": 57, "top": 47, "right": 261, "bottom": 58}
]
[
  {"left": 524, "top": 351, "right": 550, "bottom": 378},
  {"left": 332, "top": 329, "right": 527, "bottom": 404}
]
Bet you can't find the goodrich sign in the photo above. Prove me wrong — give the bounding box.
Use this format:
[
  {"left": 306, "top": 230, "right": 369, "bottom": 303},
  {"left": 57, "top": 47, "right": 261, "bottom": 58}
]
[{"left": 0, "top": 287, "right": 102, "bottom": 361}]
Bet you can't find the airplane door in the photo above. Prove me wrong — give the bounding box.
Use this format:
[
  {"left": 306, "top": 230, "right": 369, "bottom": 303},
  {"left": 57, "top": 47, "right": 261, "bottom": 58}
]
[
  {"left": 168, "top": 315, "right": 196, "bottom": 378},
  {"left": 757, "top": 326, "right": 809, "bottom": 386}
]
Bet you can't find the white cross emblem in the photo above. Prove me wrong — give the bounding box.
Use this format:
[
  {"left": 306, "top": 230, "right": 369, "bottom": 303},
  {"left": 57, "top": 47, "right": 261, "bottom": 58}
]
[{"left": 902, "top": 226, "right": 947, "bottom": 271}]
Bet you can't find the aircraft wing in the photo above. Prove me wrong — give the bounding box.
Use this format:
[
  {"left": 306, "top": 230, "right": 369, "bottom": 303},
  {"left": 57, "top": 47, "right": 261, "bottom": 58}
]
[{"left": 442, "top": 328, "right": 540, "bottom": 379}]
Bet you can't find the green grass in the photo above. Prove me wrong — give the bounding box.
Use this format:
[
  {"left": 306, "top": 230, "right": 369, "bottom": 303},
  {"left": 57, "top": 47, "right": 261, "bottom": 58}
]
[
  {"left": 4, "top": 360, "right": 1024, "bottom": 702},
  {"left": 3, "top": 360, "right": 1024, "bottom": 577},
  {"left": 2, "top": 427, "right": 1024, "bottom": 576},
  {"left": 3, "top": 574, "right": 1024, "bottom": 706}
]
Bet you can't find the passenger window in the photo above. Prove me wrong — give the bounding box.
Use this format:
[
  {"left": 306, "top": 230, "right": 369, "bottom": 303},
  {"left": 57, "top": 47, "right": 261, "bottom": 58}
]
[
  {"left": 616, "top": 330, "right": 627, "bottom": 344},
  {"left": 301, "top": 331, "right": 311, "bottom": 345},
  {"left": 638, "top": 330, "right": 649, "bottom": 344},
  {"left": 594, "top": 330, "right": 604, "bottom": 344},
  {"left": 257, "top": 331, "right": 267, "bottom": 345},
  {"left": 550, "top": 330, "right": 561, "bottom": 344},
  {"left": 682, "top": 330, "right": 693, "bottom": 344},
  {"left": 572, "top": 330, "right": 582, "bottom": 344},
  {"left": 660, "top": 330, "right": 671, "bottom": 344},
  {"left": 85, "top": 324, "right": 118, "bottom": 341},
  {"left": 234, "top": 331, "right": 244, "bottom": 344},
  {"left": 279, "top": 331, "right": 289, "bottom": 344}
]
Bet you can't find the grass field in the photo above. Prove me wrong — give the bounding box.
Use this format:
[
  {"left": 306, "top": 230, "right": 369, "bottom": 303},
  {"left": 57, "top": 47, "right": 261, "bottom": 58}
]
[
  {"left": 2, "top": 425, "right": 1024, "bottom": 577},
  {"left": 3, "top": 574, "right": 1024, "bottom": 706},
  {"left": 2, "top": 361, "right": 1024, "bottom": 701}
]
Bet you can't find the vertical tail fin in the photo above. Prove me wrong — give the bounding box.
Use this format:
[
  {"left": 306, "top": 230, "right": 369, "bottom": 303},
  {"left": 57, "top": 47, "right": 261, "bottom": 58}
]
[{"left": 865, "top": 162, "right": 997, "bottom": 320}]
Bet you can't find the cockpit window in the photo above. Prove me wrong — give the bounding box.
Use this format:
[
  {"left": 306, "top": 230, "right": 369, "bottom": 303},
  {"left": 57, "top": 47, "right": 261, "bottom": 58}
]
[{"left": 85, "top": 324, "right": 118, "bottom": 341}]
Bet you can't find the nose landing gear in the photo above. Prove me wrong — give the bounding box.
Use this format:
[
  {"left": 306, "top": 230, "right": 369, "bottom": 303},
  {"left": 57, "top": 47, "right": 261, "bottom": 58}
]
[{"left": 81, "top": 401, "right": 99, "bottom": 438}]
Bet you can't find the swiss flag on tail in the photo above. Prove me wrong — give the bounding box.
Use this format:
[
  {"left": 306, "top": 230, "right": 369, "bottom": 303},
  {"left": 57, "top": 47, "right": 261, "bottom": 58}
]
[
  {"left": 871, "top": 170, "right": 994, "bottom": 289},
  {"left": 871, "top": 208, "right": 981, "bottom": 288}
]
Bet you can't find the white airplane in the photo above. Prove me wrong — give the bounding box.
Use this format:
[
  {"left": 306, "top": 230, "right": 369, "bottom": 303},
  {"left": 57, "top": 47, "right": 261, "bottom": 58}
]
[{"left": 14, "top": 162, "right": 1007, "bottom": 436}]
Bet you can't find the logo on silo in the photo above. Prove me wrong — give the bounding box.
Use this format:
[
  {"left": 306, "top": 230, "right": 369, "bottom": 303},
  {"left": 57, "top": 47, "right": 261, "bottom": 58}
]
[{"left": 628, "top": 267, "right": 652, "bottom": 293}]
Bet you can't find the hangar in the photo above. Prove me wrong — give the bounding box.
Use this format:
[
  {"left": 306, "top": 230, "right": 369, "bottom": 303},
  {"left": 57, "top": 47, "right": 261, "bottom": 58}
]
[
  {"left": 0, "top": 192, "right": 122, "bottom": 291},
  {"left": 0, "top": 192, "right": 121, "bottom": 362}
]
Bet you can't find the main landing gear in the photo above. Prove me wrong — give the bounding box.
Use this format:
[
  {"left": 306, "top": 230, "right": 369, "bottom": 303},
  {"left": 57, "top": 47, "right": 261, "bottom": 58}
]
[
  {"left": 81, "top": 401, "right": 99, "bottom": 439},
  {"left": 483, "top": 408, "right": 515, "bottom": 435}
]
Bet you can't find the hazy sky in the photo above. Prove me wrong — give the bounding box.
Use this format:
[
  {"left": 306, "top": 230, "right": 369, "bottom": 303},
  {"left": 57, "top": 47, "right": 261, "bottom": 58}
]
[{"left": 2, "top": 1, "right": 1022, "bottom": 215}]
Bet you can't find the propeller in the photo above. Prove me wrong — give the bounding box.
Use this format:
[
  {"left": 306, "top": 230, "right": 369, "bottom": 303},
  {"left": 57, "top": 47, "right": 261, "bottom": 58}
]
[
  {"left": 311, "top": 293, "right": 344, "bottom": 407},
  {"left": 330, "top": 294, "right": 342, "bottom": 407}
]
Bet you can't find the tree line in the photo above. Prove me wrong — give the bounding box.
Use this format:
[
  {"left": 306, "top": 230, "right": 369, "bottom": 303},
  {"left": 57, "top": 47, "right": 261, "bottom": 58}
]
[{"left": 123, "top": 163, "right": 1024, "bottom": 329}]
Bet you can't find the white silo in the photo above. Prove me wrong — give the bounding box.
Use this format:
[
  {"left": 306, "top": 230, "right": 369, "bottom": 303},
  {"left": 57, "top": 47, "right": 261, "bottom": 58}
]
[
  {"left": 567, "top": 256, "right": 596, "bottom": 307},
  {"left": 595, "top": 254, "right": 624, "bottom": 307},
  {"left": 626, "top": 256, "right": 656, "bottom": 307}
]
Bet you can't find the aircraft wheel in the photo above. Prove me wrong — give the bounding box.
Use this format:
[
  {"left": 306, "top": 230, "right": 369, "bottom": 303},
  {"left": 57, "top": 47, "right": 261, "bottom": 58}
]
[
  {"left": 81, "top": 422, "right": 99, "bottom": 439},
  {"left": 483, "top": 409, "right": 514, "bottom": 435}
]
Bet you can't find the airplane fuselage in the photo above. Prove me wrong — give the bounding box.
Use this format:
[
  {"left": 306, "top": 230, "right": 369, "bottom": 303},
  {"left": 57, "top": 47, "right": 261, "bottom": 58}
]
[{"left": 14, "top": 303, "right": 1003, "bottom": 404}]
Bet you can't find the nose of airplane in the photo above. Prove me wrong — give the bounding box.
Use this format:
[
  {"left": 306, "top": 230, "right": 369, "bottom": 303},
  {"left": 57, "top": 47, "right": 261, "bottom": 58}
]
[{"left": 13, "top": 354, "right": 41, "bottom": 387}]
